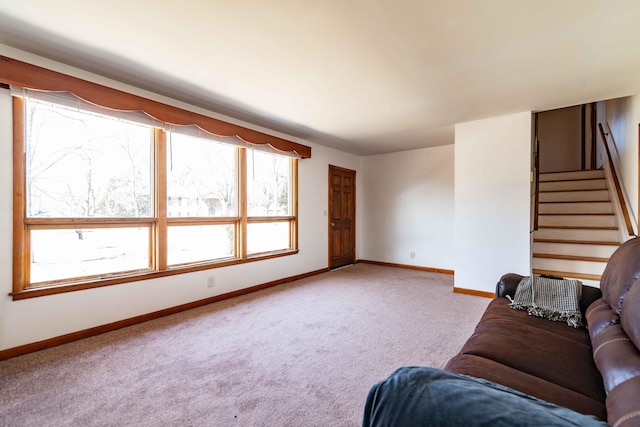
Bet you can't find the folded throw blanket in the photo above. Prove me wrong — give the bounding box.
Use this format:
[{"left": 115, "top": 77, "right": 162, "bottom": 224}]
[{"left": 509, "top": 275, "right": 583, "bottom": 328}]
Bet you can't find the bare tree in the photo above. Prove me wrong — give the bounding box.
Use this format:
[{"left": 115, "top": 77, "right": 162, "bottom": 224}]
[
  {"left": 26, "top": 101, "right": 91, "bottom": 216},
  {"left": 113, "top": 132, "right": 150, "bottom": 217},
  {"left": 248, "top": 154, "right": 289, "bottom": 215},
  {"left": 63, "top": 153, "right": 100, "bottom": 217}
]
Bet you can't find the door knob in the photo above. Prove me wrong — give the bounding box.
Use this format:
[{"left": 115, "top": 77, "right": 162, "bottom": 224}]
[{"left": 331, "top": 222, "right": 336, "bottom": 227}]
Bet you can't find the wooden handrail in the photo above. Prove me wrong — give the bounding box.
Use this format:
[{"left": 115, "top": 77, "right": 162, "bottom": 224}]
[
  {"left": 533, "top": 138, "right": 540, "bottom": 231},
  {"left": 598, "top": 123, "right": 635, "bottom": 236},
  {"left": 533, "top": 113, "right": 540, "bottom": 232},
  {"left": 590, "top": 103, "right": 597, "bottom": 169}
]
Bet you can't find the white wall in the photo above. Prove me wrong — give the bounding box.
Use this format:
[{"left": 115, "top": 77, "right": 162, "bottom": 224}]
[
  {"left": 359, "top": 145, "right": 454, "bottom": 270},
  {"left": 0, "top": 48, "right": 361, "bottom": 351},
  {"left": 454, "top": 112, "right": 532, "bottom": 293},
  {"left": 606, "top": 95, "right": 640, "bottom": 226}
]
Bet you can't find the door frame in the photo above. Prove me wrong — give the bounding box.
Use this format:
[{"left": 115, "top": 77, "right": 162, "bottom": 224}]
[{"left": 328, "top": 165, "right": 356, "bottom": 269}]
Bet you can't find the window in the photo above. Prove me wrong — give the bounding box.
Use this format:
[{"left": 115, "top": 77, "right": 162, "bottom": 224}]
[
  {"left": 13, "top": 94, "right": 299, "bottom": 298},
  {"left": 166, "top": 132, "right": 237, "bottom": 265},
  {"left": 24, "top": 98, "right": 154, "bottom": 285},
  {"left": 247, "top": 150, "right": 294, "bottom": 254},
  {"left": 167, "top": 132, "right": 237, "bottom": 218}
]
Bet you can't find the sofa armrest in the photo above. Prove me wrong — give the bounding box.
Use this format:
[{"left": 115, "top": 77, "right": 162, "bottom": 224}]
[{"left": 496, "top": 273, "right": 524, "bottom": 299}]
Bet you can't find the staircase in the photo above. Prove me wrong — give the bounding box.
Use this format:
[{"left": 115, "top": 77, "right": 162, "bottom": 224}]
[{"left": 533, "top": 169, "right": 622, "bottom": 286}]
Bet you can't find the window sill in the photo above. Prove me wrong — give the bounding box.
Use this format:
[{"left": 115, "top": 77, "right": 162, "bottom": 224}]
[{"left": 11, "top": 249, "right": 299, "bottom": 300}]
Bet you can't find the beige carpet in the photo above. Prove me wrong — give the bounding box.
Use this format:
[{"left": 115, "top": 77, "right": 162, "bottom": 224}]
[{"left": 0, "top": 264, "right": 490, "bottom": 426}]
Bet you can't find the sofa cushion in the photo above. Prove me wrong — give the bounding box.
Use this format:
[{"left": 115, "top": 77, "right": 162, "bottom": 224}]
[
  {"left": 458, "top": 318, "right": 604, "bottom": 401},
  {"left": 445, "top": 354, "right": 607, "bottom": 420},
  {"left": 364, "top": 366, "right": 608, "bottom": 427},
  {"left": 480, "top": 298, "right": 591, "bottom": 345},
  {"left": 600, "top": 238, "right": 640, "bottom": 315},
  {"left": 621, "top": 279, "right": 640, "bottom": 349}
]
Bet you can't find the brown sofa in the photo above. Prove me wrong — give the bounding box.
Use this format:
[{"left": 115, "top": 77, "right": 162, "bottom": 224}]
[{"left": 444, "top": 237, "right": 640, "bottom": 426}]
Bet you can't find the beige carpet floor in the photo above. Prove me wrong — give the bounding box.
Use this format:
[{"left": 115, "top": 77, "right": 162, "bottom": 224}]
[{"left": 0, "top": 264, "right": 490, "bottom": 426}]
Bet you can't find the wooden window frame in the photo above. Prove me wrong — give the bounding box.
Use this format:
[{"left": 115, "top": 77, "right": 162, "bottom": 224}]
[{"left": 11, "top": 94, "right": 300, "bottom": 301}]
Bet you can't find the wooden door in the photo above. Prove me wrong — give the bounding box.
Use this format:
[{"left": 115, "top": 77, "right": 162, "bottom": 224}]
[{"left": 329, "top": 165, "right": 355, "bottom": 269}]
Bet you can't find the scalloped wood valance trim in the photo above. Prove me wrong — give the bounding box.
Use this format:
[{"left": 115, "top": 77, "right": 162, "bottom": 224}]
[{"left": 0, "top": 55, "right": 311, "bottom": 158}]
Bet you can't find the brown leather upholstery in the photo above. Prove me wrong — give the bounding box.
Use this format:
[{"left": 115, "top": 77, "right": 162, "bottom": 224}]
[
  {"left": 590, "top": 323, "right": 640, "bottom": 393},
  {"left": 445, "top": 298, "right": 605, "bottom": 418},
  {"left": 446, "top": 237, "right": 640, "bottom": 425},
  {"left": 495, "top": 273, "right": 523, "bottom": 299},
  {"left": 444, "top": 354, "right": 607, "bottom": 421},
  {"left": 606, "top": 377, "right": 640, "bottom": 427},
  {"left": 622, "top": 279, "right": 640, "bottom": 349},
  {"left": 587, "top": 240, "right": 640, "bottom": 427},
  {"left": 600, "top": 238, "right": 640, "bottom": 315},
  {"left": 480, "top": 298, "right": 592, "bottom": 344}
]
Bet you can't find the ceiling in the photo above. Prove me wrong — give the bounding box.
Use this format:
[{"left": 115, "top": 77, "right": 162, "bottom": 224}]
[{"left": 1, "top": 1, "right": 640, "bottom": 155}]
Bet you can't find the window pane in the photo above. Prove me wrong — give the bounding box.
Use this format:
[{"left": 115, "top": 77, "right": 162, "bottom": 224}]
[
  {"left": 30, "top": 228, "right": 150, "bottom": 283},
  {"left": 247, "top": 222, "right": 290, "bottom": 254},
  {"left": 247, "top": 151, "right": 290, "bottom": 216},
  {"left": 167, "top": 133, "right": 237, "bottom": 217},
  {"left": 168, "top": 225, "right": 235, "bottom": 265},
  {"left": 25, "top": 99, "right": 152, "bottom": 218}
]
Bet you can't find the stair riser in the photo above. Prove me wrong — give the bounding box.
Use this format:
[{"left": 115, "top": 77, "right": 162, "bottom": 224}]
[
  {"left": 538, "top": 202, "right": 613, "bottom": 214},
  {"left": 578, "top": 279, "right": 600, "bottom": 288},
  {"left": 580, "top": 278, "right": 602, "bottom": 287},
  {"left": 532, "top": 258, "right": 607, "bottom": 276},
  {"left": 539, "top": 180, "right": 607, "bottom": 192},
  {"left": 534, "top": 228, "right": 620, "bottom": 242},
  {"left": 538, "top": 215, "right": 617, "bottom": 228},
  {"left": 540, "top": 170, "right": 605, "bottom": 182},
  {"left": 538, "top": 190, "right": 609, "bottom": 203},
  {"left": 533, "top": 242, "right": 618, "bottom": 258}
]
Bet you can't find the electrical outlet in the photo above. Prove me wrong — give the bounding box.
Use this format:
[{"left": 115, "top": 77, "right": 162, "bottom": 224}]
[
  {"left": 410, "top": 251, "right": 416, "bottom": 259},
  {"left": 207, "top": 276, "right": 215, "bottom": 288}
]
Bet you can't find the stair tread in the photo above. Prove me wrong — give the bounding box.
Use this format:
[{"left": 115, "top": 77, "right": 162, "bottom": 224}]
[
  {"left": 533, "top": 253, "right": 609, "bottom": 263},
  {"left": 540, "top": 169, "right": 603, "bottom": 175},
  {"left": 540, "top": 198, "right": 609, "bottom": 202},
  {"left": 539, "top": 201, "right": 611, "bottom": 204},
  {"left": 540, "top": 189, "right": 607, "bottom": 194},
  {"left": 539, "top": 177, "right": 605, "bottom": 183},
  {"left": 534, "top": 238, "right": 620, "bottom": 246},
  {"left": 538, "top": 213, "right": 615, "bottom": 216},
  {"left": 532, "top": 269, "right": 601, "bottom": 281},
  {"left": 537, "top": 225, "right": 618, "bottom": 230}
]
